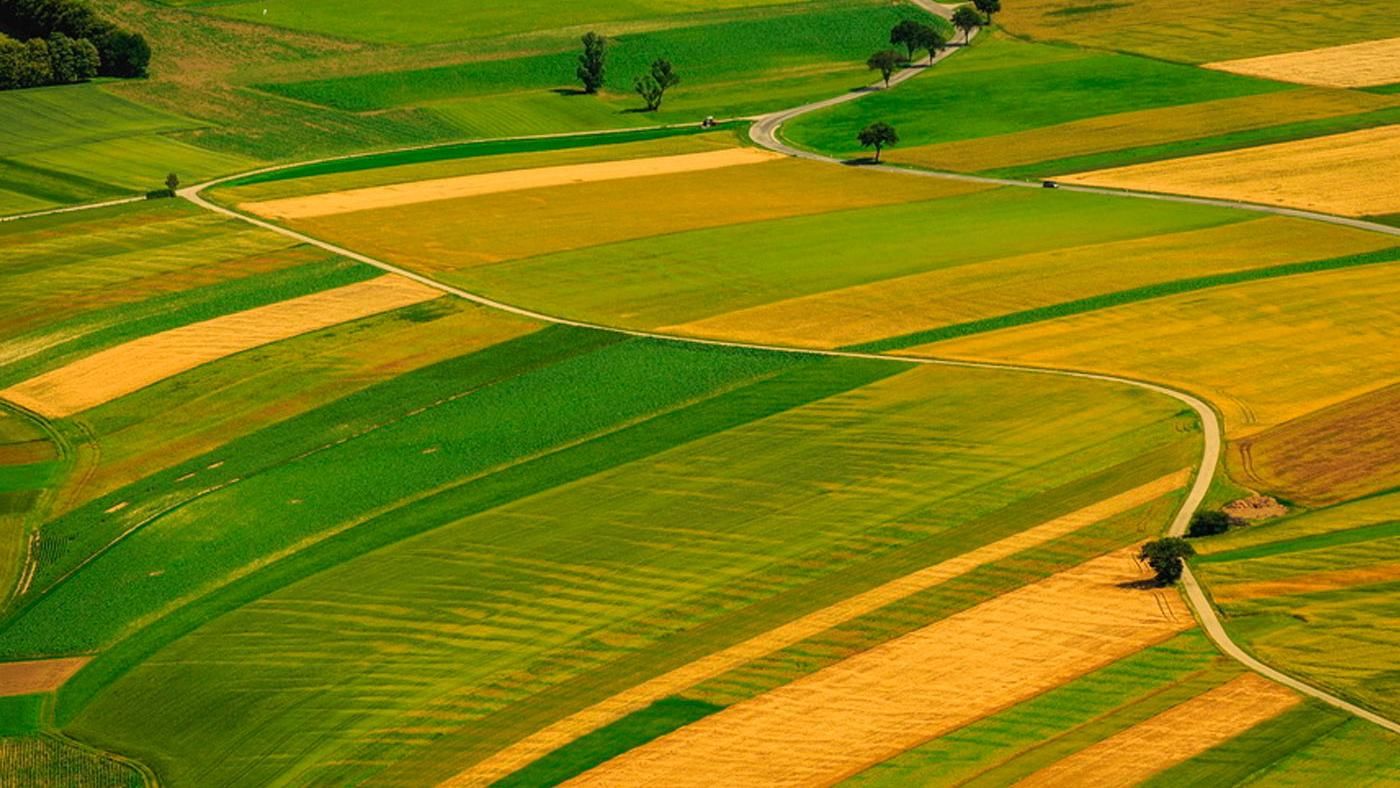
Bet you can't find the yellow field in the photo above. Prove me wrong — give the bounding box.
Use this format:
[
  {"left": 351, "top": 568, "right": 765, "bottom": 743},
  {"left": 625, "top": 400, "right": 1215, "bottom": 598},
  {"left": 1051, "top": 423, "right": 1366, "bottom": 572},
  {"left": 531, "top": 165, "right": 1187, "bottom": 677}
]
[
  {"left": 1234, "top": 383, "right": 1400, "bottom": 505},
  {"left": 0, "top": 656, "right": 89, "bottom": 696},
  {"left": 243, "top": 148, "right": 783, "bottom": 219},
  {"left": 0, "top": 276, "right": 442, "bottom": 418},
  {"left": 1211, "top": 563, "right": 1400, "bottom": 602},
  {"left": 1206, "top": 37, "right": 1400, "bottom": 88},
  {"left": 923, "top": 263, "right": 1400, "bottom": 438},
  {"left": 1016, "top": 674, "right": 1299, "bottom": 787},
  {"left": 887, "top": 89, "right": 1399, "bottom": 173},
  {"left": 998, "top": 0, "right": 1400, "bottom": 62},
  {"left": 566, "top": 549, "right": 1191, "bottom": 787},
  {"left": 661, "top": 217, "right": 1391, "bottom": 348},
  {"left": 1061, "top": 125, "right": 1400, "bottom": 217},
  {"left": 445, "top": 472, "right": 1188, "bottom": 786},
  {"left": 291, "top": 159, "right": 990, "bottom": 271}
]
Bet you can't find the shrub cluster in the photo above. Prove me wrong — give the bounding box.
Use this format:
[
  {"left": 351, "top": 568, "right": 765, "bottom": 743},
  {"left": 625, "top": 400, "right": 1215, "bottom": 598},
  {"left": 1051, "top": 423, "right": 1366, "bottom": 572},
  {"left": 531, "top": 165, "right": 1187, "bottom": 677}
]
[
  {"left": 0, "top": 0, "right": 150, "bottom": 89},
  {"left": 0, "top": 30, "right": 97, "bottom": 88}
]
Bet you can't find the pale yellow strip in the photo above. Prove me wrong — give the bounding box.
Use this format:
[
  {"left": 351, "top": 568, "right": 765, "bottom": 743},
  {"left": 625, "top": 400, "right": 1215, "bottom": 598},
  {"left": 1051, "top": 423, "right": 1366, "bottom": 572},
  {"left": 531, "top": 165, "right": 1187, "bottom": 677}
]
[
  {"left": 1212, "top": 562, "right": 1400, "bottom": 603},
  {"left": 568, "top": 548, "right": 1193, "bottom": 786},
  {"left": 0, "top": 276, "right": 441, "bottom": 417},
  {"left": 1205, "top": 37, "right": 1400, "bottom": 88},
  {"left": 441, "top": 470, "right": 1189, "bottom": 786},
  {"left": 1060, "top": 124, "right": 1400, "bottom": 217},
  {"left": 0, "top": 656, "right": 90, "bottom": 696},
  {"left": 244, "top": 148, "right": 782, "bottom": 220},
  {"left": 1016, "top": 673, "right": 1300, "bottom": 787}
]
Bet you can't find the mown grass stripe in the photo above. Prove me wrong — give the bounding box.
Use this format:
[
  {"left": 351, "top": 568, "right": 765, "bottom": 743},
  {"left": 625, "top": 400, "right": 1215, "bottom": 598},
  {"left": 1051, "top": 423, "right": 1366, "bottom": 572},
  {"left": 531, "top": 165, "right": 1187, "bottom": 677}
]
[
  {"left": 223, "top": 124, "right": 746, "bottom": 187},
  {"left": 495, "top": 697, "right": 723, "bottom": 787},
  {"left": 1198, "top": 520, "right": 1400, "bottom": 564},
  {"left": 847, "top": 246, "right": 1400, "bottom": 353}
]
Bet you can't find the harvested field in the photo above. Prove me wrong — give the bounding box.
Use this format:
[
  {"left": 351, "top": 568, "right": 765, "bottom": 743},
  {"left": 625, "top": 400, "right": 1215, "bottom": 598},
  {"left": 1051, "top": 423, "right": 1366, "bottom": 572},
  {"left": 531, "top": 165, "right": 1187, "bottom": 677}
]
[
  {"left": 243, "top": 148, "right": 782, "bottom": 219},
  {"left": 0, "top": 656, "right": 89, "bottom": 696},
  {"left": 566, "top": 549, "right": 1191, "bottom": 786},
  {"left": 926, "top": 262, "right": 1400, "bottom": 436},
  {"left": 1206, "top": 37, "right": 1400, "bottom": 88},
  {"left": 0, "top": 276, "right": 441, "bottom": 417},
  {"left": 660, "top": 217, "right": 1389, "bottom": 348},
  {"left": 448, "top": 470, "right": 1188, "bottom": 786},
  {"left": 1015, "top": 673, "right": 1299, "bottom": 787},
  {"left": 1233, "top": 384, "right": 1400, "bottom": 506},
  {"left": 1061, "top": 125, "right": 1400, "bottom": 217},
  {"left": 1211, "top": 563, "right": 1400, "bottom": 602},
  {"left": 887, "top": 89, "right": 1400, "bottom": 174}
]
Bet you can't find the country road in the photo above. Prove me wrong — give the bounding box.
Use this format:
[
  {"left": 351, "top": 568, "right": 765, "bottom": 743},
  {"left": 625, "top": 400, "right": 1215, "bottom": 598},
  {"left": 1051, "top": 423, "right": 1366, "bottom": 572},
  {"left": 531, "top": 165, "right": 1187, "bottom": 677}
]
[{"left": 171, "top": 0, "right": 1400, "bottom": 745}]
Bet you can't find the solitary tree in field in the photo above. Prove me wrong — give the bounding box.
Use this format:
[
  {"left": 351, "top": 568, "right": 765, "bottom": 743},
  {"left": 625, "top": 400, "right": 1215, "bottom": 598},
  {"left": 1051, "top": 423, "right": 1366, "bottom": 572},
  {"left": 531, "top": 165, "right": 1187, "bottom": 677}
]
[
  {"left": 952, "top": 6, "right": 983, "bottom": 44},
  {"left": 866, "top": 49, "right": 902, "bottom": 88},
  {"left": 165, "top": 172, "right": 179, "bottom": 192},
  {"left": 1187, "top": 510, "right": 1235, "bottom": 538},
  {"left": 914, "top": 23, "right": 947, "bottom": 64},
  {"left": 889, "top": 19, "right": 924, "bottom": 61},
  {"left": 577, "top": 31, "right": 607, "bottom": 94},
  {"left": 857, "top": 121, "right": 898, "bottom": 162},
  {"left": 974, "top": 0, "right": 1001, "bottom": 24},
  {"left": 634, "top": 58, "right": 679, "bottom": 111},
  {"left": 1139, "top": 538, "right": 1196, "bottom": 585}
]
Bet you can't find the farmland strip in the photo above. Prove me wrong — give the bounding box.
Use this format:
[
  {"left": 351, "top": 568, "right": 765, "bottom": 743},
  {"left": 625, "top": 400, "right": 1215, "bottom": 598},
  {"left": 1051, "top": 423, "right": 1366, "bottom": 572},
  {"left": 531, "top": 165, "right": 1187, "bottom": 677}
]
[
  {"left": 451, "top": 471, "right": 1187, "bottom": 786},
  {"left": 0, "top": 656, "right": 89, "bottom": 696}
]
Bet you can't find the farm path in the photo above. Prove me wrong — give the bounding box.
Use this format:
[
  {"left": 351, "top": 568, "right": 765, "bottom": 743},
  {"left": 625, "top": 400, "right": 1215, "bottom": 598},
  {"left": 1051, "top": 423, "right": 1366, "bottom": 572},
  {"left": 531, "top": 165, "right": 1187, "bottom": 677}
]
[{"left": 173, "top": 0, "right": 1400, "bottom": 760}]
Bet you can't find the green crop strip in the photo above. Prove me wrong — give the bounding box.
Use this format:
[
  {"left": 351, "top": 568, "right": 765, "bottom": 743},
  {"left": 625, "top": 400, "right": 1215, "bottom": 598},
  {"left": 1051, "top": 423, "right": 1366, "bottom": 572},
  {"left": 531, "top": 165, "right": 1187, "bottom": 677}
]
[
  {"left": 1197, "top": 521, "right": 1400, "bottom": 565},
  {"left": 1140, "top": 703, "right": 1349, "bottom": 787},
  {"left": 496, "top": 697, "right": 724, "bottom": 787},
  {"left": 848, "top": 246, "right": 1400, "bottom": 354},
  {"left": 222, "top": 124, "right": 745, "bottom": 187}
]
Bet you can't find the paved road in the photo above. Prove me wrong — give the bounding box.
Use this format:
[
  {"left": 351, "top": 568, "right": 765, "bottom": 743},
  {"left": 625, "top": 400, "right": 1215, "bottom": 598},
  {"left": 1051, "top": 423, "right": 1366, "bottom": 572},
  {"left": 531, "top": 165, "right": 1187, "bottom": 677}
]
[{"left": 175, "top": 2, "right": 1400, "bottom": 737}]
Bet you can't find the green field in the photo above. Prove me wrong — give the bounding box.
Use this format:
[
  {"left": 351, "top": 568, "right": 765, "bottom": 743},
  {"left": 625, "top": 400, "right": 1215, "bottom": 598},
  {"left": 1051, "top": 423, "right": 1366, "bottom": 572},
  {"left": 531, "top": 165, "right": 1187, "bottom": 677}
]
[{"left": 2, "top": 0, "right": 1399, "bottom": 782}]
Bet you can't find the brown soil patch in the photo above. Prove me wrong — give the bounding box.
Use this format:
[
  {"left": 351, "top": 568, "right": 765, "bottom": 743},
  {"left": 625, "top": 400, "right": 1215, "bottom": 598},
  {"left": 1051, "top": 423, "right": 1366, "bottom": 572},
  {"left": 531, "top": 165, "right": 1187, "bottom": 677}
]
[
  {"left": 1016, "top": 673, "right": 1299, "bottom": 787},
  {"left": 1205, "top": 37, "right": 1400, "bottom": 88},
  {"left": 442, "top": 472, "right": 1189, "bottom": 786},
  {"left": 0, "top": 276, "right": 441, "bottom": 418},
  {"left": 243, "top": 148, "right": 783, "bottom": 220},
  {"left": 1060, "top": 124, "right": 1400, "bottom": 217},
  {"left": 1223, "top": 495, "right": 1288, "bottom": 521},
  {"left": 0, "top": 656, "right": 90, "bottom": 696},
  {"left": 1213, "top": 562, "right": 1400, "bottom": 602},
  {"left": 566, "top": 548, "right": 1192, "bottom": 787}
]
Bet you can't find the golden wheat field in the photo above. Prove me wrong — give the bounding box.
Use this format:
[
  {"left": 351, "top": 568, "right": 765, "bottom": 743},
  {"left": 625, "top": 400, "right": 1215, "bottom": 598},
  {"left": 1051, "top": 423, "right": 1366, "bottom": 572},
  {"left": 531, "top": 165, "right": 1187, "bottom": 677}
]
[
  {"left": 565, "top": 549, "right": 1191, "bottom": 787},
  {"left": 1061, "top": 125, "right": 1400, "bottom": 217},
  {"left": 0, "top": 276, "right": 441, "bottom": 417},
  {"left": 661, "top": 217, "right": 1392, "bottom": 348},
  {"left": 1205, "top": 37, "right": 1400, "bottom": 88},
  {"left": 1016, "top": 674, "right": 1299, "bottom": 787},
  {"left": 0, "top": 657, "right": 90, "bottom": 697}
]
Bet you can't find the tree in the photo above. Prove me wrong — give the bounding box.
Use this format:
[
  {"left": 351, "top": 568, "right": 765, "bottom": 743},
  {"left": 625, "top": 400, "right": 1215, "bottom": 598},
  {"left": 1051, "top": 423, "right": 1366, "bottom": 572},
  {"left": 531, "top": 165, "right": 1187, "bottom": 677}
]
[
  {"left": 165, "top": 172, "right": 180, "bottom": 192},
  {"left": 1187, "top": 510, "right": 1235, "bottom": 538},
  {"left": 889, "top": 19, "right": 924, "bottom": 62},
  {"left": 913, "top": 23, "right": 947, "bottom": 64},
  {"left": 952, "top": 6, "right": 983, "bottom": 44},
  {"left": 974, "top": 0, "right": 1001, "bottom": 24},
  {"left": 18, "top": 38, "right": 52, "bottom": 87},
  {"left": 576, "top": 31, "right": 607, "bottom": 94},
  {"left": 866, "top": 49, "right": 902, "bottom": 88},
  {"left": 857, "top": 121, "right": 898, "bottom": 162},
  {"left": 634, "top": 58, "right": 679, "bottom": 111},
  {"left": 73, "top": 35, "right": 98, "bottom": 79},
  {"left": 1139, "top": 538, "right": 1196, "bottom": 585},
  {"left": 98, "top": 28, "right": 149, "bottom": 78}
]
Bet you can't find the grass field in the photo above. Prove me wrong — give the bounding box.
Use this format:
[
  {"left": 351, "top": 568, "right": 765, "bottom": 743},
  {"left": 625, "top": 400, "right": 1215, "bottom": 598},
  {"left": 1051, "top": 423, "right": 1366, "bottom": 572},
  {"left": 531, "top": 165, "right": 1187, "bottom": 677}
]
[
  {"left": 26, "top": 358, "right": 1195, "bottom": 785},
  {"left": 998, "top": 0, "right": 1400, "bottom": 63}
]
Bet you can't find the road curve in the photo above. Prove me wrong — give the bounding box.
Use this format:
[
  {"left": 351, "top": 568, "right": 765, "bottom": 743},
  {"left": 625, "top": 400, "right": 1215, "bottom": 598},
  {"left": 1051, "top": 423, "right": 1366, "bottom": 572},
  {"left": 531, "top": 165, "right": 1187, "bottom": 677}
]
[{"left": 176, "top": 0, "right": 1399, "bottom": 740}]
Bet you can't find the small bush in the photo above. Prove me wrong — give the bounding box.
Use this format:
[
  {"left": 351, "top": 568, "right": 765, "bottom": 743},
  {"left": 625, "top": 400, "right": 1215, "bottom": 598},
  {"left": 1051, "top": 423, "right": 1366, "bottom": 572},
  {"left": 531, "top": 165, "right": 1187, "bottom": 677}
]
[
  {"left": 145, "top": 188, "right": 174, "bottom": 199},
  {"left": 1187, "top": 510, "right": 1235, "bottom": 537}
]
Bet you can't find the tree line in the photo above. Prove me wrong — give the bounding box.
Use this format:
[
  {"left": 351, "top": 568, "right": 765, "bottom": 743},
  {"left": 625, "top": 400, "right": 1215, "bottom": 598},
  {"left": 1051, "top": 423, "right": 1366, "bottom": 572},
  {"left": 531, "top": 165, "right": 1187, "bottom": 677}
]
[{"left": 0, "top": 0, "right": 150, "bottom": 90}]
